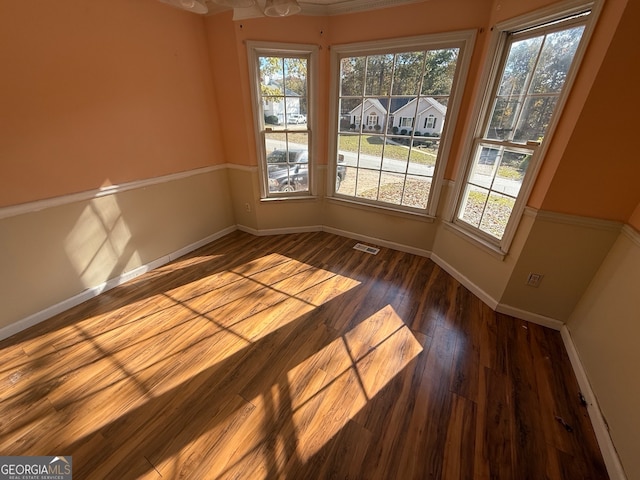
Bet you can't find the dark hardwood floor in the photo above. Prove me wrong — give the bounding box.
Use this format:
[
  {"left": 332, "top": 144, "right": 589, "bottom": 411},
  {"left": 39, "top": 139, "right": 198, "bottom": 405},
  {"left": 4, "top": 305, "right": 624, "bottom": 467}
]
[{"left": 0, "top": 231, "right": 608, "bottom": 479}]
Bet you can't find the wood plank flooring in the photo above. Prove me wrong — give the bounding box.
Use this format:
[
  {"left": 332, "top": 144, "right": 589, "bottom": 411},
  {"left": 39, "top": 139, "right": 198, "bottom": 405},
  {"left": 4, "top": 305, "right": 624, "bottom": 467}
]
[{"left": 0, "top": 231, "right": 608, "bottom": 479}]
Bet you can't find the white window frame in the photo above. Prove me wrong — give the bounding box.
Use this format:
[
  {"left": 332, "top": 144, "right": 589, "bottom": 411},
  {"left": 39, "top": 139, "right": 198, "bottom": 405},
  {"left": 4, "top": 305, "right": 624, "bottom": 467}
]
[
  {"left": 448, "top": 0, "right": 601, "bottom": 254},
  {"left": 400, "top": 117, "right": 414, "bottom": 128},
  {"left": 247, "top": 41, "right": 319, "bottom": 199},
  {"left": 328, "top": 31, "right": 476, "bottom": 217}
]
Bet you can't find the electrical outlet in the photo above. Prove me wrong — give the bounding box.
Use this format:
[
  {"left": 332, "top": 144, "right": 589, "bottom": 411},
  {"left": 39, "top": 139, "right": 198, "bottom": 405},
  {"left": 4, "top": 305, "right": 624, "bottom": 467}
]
[
  {"left": 526, "top": 272, "right": 544, "bottom": 287},
  {"left": 245, "top": 203, "right": 251, "bottom": 212}
]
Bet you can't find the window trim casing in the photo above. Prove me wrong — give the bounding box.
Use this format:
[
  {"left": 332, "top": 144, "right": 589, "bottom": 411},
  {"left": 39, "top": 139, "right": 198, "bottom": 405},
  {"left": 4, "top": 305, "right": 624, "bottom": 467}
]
[
  {"left": 328, "top": 30, "right": 477, "bottom": 218},
  {"left": 247, "top": 41, "right": 319, "bottom": 199},
  {"left": 447, "top": 0, "right": 602, "bottom": 254}
]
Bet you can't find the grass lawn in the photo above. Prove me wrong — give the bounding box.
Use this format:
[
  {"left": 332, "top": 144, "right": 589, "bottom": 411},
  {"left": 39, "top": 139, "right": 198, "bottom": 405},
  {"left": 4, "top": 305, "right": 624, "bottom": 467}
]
[{"left": 266, "top": 132, "right": 439, "bottom": 167}]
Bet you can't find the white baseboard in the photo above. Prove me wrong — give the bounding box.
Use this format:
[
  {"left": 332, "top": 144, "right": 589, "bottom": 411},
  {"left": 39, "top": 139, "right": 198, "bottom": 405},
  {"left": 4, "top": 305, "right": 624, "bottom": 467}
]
[
  {"left": 429, "top": 252, "right": 499, "bottom": 310},
  {"left": 322, "top": 226, "right": 431, "bottom": 258},
  {"left": 0, "top": 226, "right": 237, "bottom": 342},
  {"left": 496, "top": 303, "right": 564, "bottom": 330},
  {"left": 235, "top": 225, "right": 435, "bottom": 262},
  {"left": 237, "top": 224, "right": 323, "bottom": 236},
  {"left": 561, "top": 326, "right": 628, "bottom": 480}
]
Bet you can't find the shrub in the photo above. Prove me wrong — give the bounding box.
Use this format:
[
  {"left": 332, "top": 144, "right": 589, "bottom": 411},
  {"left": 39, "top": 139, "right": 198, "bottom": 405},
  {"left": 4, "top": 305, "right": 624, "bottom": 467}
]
[{"left": 265, "top": 115, "right": 279, "bottom": 125}]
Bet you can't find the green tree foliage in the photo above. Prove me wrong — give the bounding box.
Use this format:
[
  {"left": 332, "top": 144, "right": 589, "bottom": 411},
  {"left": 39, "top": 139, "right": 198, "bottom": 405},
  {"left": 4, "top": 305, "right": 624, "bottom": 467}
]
[
  {"left": 259, "top": 56, "right": 308, "bottom": 112},
  {"left": 339, "top": 48, "right": 459, "bottom": 100},
  {"left": 488, "top": 25, "right": 585, "bottom": 142},
  {"left": 421, "top": 49, "right": 458, "bottom": 95}
]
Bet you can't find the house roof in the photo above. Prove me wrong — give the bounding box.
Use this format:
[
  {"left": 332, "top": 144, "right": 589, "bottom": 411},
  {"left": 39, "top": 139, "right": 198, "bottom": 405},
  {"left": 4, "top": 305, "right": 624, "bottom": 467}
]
[
  {"left": 393, "top": 97, "right": 447, "bottom": 116},
  {"left": 347, "top": 96, "right": 446, "bottom": 116},
  {"left": 347, "top": 98, "right": 387, "bottom": 115}
]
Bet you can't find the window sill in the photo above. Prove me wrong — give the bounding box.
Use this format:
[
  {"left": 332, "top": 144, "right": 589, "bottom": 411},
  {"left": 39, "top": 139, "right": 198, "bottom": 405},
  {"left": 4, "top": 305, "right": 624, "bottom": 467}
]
[
  {"left": 327, "top": 196, "right": 436, "bottom": 223},
  {"left": 261, "top": 195, "right": 319, "bottom": 203},
  {"left": 442, "top": 221, "right": 506, "bottom": 260}
]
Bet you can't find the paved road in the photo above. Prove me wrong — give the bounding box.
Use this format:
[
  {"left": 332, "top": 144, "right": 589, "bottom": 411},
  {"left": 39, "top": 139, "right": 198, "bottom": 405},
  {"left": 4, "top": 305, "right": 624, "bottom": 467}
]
[{"left": 265, "top": 139, "right": 522, "bottom": 196}]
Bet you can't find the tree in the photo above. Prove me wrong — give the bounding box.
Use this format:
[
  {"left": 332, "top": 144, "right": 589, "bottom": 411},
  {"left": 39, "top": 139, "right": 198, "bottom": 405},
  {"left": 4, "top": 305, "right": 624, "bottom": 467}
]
[
  {"left": 422, "top": 48, "right": 459, "bottom": 95},
  {"left": 259, "top": 56, "right": 308, "bottom": 114},
  {"left": 489, "top": 25, "right": 585, "bottom": 142}
]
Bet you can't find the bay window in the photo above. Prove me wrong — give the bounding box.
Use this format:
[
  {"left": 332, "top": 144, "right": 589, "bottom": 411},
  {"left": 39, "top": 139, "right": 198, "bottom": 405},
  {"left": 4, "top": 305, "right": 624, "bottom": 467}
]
[{"left": 330, "top": 32, "right": 475, "bottom": 216}]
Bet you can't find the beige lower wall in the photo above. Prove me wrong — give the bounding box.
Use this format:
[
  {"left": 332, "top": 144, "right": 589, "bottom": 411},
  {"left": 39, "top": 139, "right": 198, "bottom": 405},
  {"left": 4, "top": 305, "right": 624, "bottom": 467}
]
[
  {"left": 228, "top": 166, "right": 438, "bottom": 251},
  {"left": 567, "top": 227, "right": 640, "bottom": 480},
  {"left": 500, "top": 213, "right": 620, "bottom": 322},
  {"left": 0, "top": 168, "right": 234, "bottom": 330},
  {"left": 323, "top": 200, "right": 437, "bottom": 253},
  {"left": 430, "top": 216, "right": 531, "bottom": 304},
  {"left": 430, "top": 182, "right": 535, "bottom": 305}
]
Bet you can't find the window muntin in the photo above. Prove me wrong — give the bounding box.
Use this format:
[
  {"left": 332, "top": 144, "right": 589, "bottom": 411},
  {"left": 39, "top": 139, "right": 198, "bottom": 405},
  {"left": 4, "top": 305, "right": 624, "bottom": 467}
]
[
  {"left": 455, "top": 12, "right": 589, "bottom": 246},
  {"left": 333, "top": 43, "right": 465, "bottom": 213},
  {"left": 248, "top": 43, "right": 316, "bottom": 198}
]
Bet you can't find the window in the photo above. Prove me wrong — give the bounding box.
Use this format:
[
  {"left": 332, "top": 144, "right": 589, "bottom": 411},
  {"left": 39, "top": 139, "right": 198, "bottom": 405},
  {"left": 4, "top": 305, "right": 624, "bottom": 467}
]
[
  {"left": 400, "top": 117, "right": 414, "bottom": 128},
  {"left": 453, "top": 3, "right": 595, "bottom": 251},
  {"left": 247, "top": 42, "right": 318, "bottom": 198},
  {"left": 424, "top": 115, "right": 436, "bottom": 129},
  {"left": 366, "top": 114, "right": 379, "bottom": 127},
  {"left": 331, "top": 32, "right": 475, "bottom": 215}
]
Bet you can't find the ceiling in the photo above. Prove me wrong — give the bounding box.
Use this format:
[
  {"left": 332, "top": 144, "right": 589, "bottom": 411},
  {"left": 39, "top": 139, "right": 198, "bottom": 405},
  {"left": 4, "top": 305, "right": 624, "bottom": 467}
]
[{"left": 205, "top": 0, "right": 426, "bottom": 20}]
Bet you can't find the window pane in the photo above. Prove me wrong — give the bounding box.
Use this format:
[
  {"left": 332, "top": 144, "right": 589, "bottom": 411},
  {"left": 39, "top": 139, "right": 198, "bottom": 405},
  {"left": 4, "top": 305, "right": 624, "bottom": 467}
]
[
  {"left": 365, "top": 54, "right": 394, "bottom": 96},
  {"left": 479, "top": 192, "right": 516, "bottom": 239},
  {"left": 356, "top": 169, "right": 380, "bottom": 199},
  {"left": 378, "top": 171, "right": 406, "bottom": 204},
  {"left": 513, "top": 96, "right": 558, "bottom": 143},
  {"left": 360, "top": 135, "right": 383, "bottom": 170},
  {"left": 283, "top": 57, "right": 307, "bottom": 96},
  {"left": 469, "top": 146, "right": 500, "bottom": 189},
  {"left": 260, "top": 57, "right": 285, "bottom": 96},
  {"left": 486, "top": 98, "right": 519, "bottom": 140},
  {"left": 530, "top": 26, "right": 585, "bottom": 94},
  {"left": 460, "top": 185, "right": 489, "bottom": 228},
  {"left": 392, "top": 52, "right": 425, "bottom": 96},
  {"left": 402, "top": 175, "right": 431, "bottom": 209},
  {"left": 265, "top": 131, "right": 309, "bottom": 193},
  {"left": 263, "top": 96, "right": 286, "bottom": 130},
  {"left": 382, "top": 152, "right": 408, "bottom": 174},
  {"left": 407, "top": 144, "right": 436, "bottom": 175},
  {"left": 340, "top": 56, "right": 365, "bottom": 96},
  {"left": 421, "top": 48, "right": 459, "bottom": 96},
  {"left": 497, "top": 37, "right": 543, "bottom": 97}
]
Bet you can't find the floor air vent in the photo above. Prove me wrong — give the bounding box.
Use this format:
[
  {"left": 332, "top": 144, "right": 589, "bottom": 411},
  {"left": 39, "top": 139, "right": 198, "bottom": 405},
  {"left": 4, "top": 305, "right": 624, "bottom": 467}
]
[{"left": 353, "top": 243, "right": 380, "bottom": 255}]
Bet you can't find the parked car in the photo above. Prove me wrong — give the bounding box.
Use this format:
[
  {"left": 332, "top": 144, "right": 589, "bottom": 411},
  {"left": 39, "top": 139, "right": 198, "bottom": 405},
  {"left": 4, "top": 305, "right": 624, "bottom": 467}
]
[
  {"left": 287, "top": 114, "right": 307, "bottom": 124},
  {"left": 266, "top": 149, "right": 346, "bottom": 192}
]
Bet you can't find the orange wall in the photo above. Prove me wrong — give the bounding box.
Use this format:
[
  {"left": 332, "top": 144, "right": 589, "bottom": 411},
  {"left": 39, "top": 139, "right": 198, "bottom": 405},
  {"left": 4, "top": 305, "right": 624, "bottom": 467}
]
[
  {"left": 629, "top": 203, "right": 640, "bottom": 231},
  {"left": 0, "top": 0, "right": 223, "bottom": 207}
]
